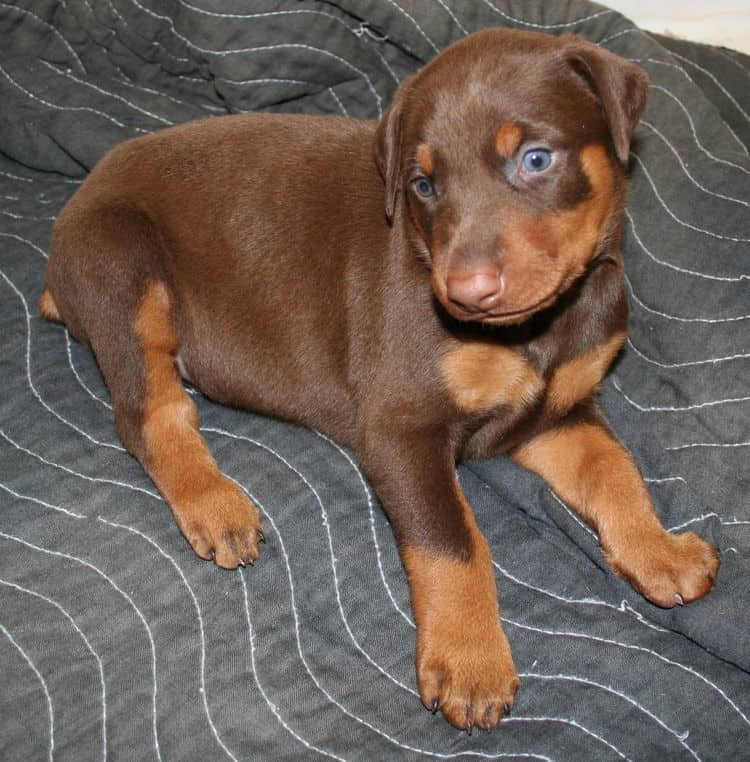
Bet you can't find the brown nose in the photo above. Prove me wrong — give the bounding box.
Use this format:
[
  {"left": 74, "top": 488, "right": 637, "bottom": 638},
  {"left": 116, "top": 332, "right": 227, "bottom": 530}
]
[{"left": 446, "top": 267, "right": 504, "bottom": 313}]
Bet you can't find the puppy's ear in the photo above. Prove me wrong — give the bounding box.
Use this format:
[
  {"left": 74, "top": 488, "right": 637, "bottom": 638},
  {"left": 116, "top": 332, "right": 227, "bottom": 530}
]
[
  {"left": 562, "top": 37, "right": 649, "bottom": 164},
  {"left": 374, "top": 80, "right": 411, "bottom": 223}
]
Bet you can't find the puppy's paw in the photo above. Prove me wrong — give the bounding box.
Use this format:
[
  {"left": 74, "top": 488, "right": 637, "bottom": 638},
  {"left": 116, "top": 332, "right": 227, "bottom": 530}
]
[
  {"left": 608, "top": 530, "right": 719, "bottom": 608},
  {"left": 173, "top": 475, "right": 264, "bottom": 569},
  {"left": 416, "top": 625, "right": 519, "bottom": 732}
]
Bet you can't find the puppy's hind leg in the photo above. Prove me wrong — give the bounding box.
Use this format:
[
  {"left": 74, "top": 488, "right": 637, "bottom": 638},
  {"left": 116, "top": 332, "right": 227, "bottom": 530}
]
[
  {"left": 127, "top": 280, "right": 264, "bottom": 569},
  {"left": 45, "top": 201, "right": 262, "bottom": 568}
]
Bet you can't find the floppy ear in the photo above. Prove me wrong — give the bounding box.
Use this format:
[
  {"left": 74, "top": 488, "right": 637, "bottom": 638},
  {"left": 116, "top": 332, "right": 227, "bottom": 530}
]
[
  {"left": 562, "top": 36, "right": 649, "bottom": 164},
  {"left": 374, "top": 80, "right": 411, "bottom": 223}
]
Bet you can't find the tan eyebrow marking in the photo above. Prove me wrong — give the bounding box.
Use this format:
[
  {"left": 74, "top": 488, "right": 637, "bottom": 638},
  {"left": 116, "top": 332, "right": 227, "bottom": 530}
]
[
  {"left": 495, "top": 122, "right": 523, "bottom": 158},
  {"left": 416, "top": 143, "right": 434, "bottom": 175}
]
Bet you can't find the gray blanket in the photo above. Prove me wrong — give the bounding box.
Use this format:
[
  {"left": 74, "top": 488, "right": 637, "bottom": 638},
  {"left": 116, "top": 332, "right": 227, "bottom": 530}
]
[{"left": 1, "top": 2, "right": 748, "bottom": 760}]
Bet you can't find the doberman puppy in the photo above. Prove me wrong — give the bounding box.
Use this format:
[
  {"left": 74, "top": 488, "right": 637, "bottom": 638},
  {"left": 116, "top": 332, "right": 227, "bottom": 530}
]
[{"left": 40, "top": 29, "right": 719, "bottom": 732}]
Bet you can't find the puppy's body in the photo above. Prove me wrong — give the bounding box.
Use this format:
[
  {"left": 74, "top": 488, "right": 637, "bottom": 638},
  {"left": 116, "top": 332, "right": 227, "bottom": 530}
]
[
  {"left": 49, "top": 114, "right": 377, "bottom": 442},
  {"left": 41, "top": 29, "right": 719, "bottom": 732}
]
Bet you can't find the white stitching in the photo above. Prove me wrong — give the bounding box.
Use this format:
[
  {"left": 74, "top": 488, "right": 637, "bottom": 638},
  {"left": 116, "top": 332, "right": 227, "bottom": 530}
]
[
  {"left": 40, "top": 62, "right": 175, "bottom": 126},
  {"left": 508, "top": 620, "right": 749, "bottom": 727},
  {"left": 521, "top": 673, "right": 701, "bottom": 760},
  {"left": 0, "top": 530, "right": 163, "bottom": 760},
  {"left": 0, "top": 1, "right": 85, "bottom": 73},
  {"left": 631, "top": 153, "right": 750, "bottom": 243},
  {"left": 0, "top": 578, "right": 107, "bottom": 759},
  {"left": 639, "top": 120, "right": 750, "bottom": 209},
  {"left": 0, "top": 267, "right": 126, "bottom": 451},
  {"left": 96, "top": 516, "right": 241, "bottom": 762},
  {"left": 0, "top": 622, "right": 55, "bottom": 761},
  {"left": 625, "top": 274, "right": 750, "bottom": 323},
  {"left": 480, "top": 1, "right": 613, "bottom": 29},
  {"left": 0, "top": 63, "right": 145, "bottom": 134},
  {"left": 626, "top": 337, "right": 750, "bottom": 368},
  {"left": 611, "top": 375, "right": 750, "bottom": 413}
]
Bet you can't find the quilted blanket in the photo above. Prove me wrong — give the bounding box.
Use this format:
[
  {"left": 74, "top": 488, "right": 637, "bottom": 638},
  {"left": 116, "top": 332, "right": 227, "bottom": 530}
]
[{"left": 1, "top": 2, "right": 748, "bottom": 760}]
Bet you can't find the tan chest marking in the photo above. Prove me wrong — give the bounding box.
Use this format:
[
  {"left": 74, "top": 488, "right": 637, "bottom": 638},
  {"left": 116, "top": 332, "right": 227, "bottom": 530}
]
[
  {"left": 546, "top": 331, "right": 627, "bottom": 415},
  {"left": 441, "top": 341, "right": 544, "bottom": 414}
]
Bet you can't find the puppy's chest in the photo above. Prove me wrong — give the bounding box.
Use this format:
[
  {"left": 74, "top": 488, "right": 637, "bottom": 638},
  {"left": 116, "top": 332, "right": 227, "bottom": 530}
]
[{"left": 440, "top": 329, "right": 626, "bottom": 422}]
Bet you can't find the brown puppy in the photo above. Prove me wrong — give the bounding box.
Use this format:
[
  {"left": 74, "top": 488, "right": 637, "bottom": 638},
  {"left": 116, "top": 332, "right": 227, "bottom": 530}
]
[{"left": 40, "top": 29, "right": 719, "bottom": 732}]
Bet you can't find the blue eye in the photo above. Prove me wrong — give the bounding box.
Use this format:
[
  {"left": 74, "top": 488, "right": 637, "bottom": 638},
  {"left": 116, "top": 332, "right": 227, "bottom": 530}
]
[
  {"left": 522, "top": 148, "right": 552, "bottom": 173},
  {"left": 413, "top": 176, "right": 435, "bottom": 198}
]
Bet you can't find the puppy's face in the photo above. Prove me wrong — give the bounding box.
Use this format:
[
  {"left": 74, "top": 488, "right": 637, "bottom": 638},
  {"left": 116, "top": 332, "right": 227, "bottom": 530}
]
[{"left": 375, "top": 29, "right": 648, "bottom": 325}]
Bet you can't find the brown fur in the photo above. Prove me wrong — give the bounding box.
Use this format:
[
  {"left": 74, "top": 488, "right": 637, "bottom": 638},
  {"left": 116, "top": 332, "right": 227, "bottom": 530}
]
[{"left": 39, "top": 28, "right": 718, "bottom": 731}]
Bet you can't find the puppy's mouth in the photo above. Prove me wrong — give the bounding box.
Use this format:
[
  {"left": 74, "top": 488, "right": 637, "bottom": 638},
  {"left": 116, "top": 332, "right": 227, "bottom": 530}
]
[{"left": 440, "top": 282, "right": 563, "bottom": 326}]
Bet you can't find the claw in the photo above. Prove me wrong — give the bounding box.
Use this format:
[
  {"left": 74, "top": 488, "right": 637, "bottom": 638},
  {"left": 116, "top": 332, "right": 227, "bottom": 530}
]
[
  {"left": 504, "top": 703, "right": 512, "bottom": 716},
  {"left": 674, "top": 593, "right": 684, "bottom": 606},
  {"left": 430, "top": 699, "right": 439, "bottom": 715},
  {"left": 257, "top": 530, "right": 266, "bottom": 544}
]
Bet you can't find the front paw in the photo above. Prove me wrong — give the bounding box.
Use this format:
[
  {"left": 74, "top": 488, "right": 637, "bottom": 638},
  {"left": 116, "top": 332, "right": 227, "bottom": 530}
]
[
  {"left": 607, "top": 529, "right": 719, "bottom": 608},
  {"left": 173, "top": 474, "right": 264, "bottom": 569},
  {"left": 416, "top": 623, "right": 519, "bottom": 732}
]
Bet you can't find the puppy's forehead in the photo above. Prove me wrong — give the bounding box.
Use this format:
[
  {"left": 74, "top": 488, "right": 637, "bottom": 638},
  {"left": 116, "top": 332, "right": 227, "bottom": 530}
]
[{"left": 405, "top": 34, "right": 605, "bottom": 150}]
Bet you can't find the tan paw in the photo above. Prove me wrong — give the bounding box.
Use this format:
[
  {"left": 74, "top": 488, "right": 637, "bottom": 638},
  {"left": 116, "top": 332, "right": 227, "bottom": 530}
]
[
  {"left": 416, "top": 625, "right": 519, "bottom": 732},
  {"left": 173, "top": 475, "right": 264, "bottom": 569},
  {"left": 607, "top": 529, "right": 719, "bottom": 608}
]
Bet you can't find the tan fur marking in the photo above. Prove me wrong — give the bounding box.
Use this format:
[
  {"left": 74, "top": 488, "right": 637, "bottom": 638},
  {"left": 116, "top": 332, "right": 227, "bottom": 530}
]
[
  {"left": 512, "top": 423, "right": 719, "bottom": 607},
  {"left": 442, "top": 340, "right": 543, "bottom": 414},
  {"left": 403, "top": 546, "right": 500, "bottom": 662},
  {"left": 38, "top": 288, "right": 62, "bottom": 323},
  {"left": 546, "top": 330, "right": 626, "bottom": 414},
  {"left": 513, "top": 422, "right": 647, "bottom": 533},
  {"left": 136, "top": 282, "right": 205, "bottom": 487},
  {"left": 402, "top": 488, "right": 518, "bottom": 729},
  {"left": 416, "top": 143, "right": 434, "bottom": 176},
  {"left": 135, "top": 281, "right": 262, "bottom": 568},
  {"left": 538, "top": 143, "right": 616, "bottom": 266},
  {"left": 495, "top": 144, "right": 617, "bottom": 314},
  {"left": 495, "top": 122, "right": 523, "bottom": 158}
]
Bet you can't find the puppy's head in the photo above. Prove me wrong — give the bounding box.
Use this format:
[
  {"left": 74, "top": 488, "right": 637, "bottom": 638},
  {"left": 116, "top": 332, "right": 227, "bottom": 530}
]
[{"left": 374, "top": 29, "right": 648, "bottom": 325}]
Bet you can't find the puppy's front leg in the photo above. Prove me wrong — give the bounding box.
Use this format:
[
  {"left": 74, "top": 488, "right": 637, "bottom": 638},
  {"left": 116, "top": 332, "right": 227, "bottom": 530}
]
[
  {"left": 361, "top": 425, "right": 519, "bottom": 732},
  {"left": 512, "top": 408, "right": 719, "bottom": 607}
]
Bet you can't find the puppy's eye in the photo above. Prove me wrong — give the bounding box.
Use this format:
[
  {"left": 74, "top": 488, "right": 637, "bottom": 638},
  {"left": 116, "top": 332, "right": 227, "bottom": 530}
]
[
  {"left": 521, "top": 148, "right": 552, "bottom": 173},
  {"left": 413, "top": 176, "right": 435, "bottom": 198}
]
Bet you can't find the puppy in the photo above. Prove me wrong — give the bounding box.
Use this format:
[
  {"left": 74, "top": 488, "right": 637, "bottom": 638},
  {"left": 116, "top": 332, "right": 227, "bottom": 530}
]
[{"left": 40, "top": 28, "right": 719, "bottom": 732}]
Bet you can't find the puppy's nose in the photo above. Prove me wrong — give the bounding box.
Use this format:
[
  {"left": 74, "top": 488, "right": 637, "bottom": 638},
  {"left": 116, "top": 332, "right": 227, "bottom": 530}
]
[{"left": 446, "top": 267, "right": 504, "bottom": 313}]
